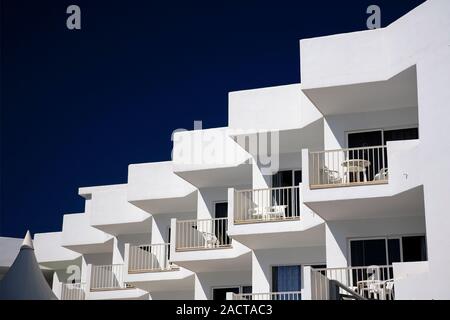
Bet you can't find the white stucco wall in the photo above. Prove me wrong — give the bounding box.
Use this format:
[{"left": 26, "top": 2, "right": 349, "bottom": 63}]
[
  {"left": 251, "top": 247, "right": 326, "bottom": 294},
  {"left": 194, "top": 270, "right": 252, "bottom": 300}
]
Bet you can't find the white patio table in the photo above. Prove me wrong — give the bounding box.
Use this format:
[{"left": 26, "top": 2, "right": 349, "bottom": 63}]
[{"left": 341, "top": 159, "right": 371, "bottom": 183}]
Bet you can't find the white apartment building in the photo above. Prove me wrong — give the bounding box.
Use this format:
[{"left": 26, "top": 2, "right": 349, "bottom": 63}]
[{"left": 32, "top": 0, "right": 450, "bottom": 300}]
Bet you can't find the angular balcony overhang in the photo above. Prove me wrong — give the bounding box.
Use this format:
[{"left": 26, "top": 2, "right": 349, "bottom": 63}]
[
  {"left": 300, "top": 0, "right": 449, "bottom": 108},
  {"left": 34, "top": 232, "right": 82, "bottom": 270},
  {"left": 79, "top": 184, "right": 152, "bottom": 235},
  {"left": 87, "top": 288, "right": 149, "bottom": 300},
  {"left": 302, "top": 66, "right": 418, "bottom": 116},
  {"left": 61, "top": 213, "right": 114, "bottom": 254},
  {"left": 169, "top": 248, "right": 252, "bottom": 274},
  {"left": 229, "top": 222, "right": 325, "bottom": 250},
  {"left": 172, "top": 127, "right": 252, "bottom": 188},
  {"left": 305, "top": 185, "right": 425, "bottom": 222},
  {"left": 229, "top": 118, "right": 324, "bottom": 158},
  {"left": 125, "top": 269, "right": 195, "bottom": 293},
  {"left": 127, "top": 161, "right": 197, "bottom": 214}
]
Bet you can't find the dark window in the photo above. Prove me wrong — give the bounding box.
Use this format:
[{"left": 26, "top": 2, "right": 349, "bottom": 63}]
[
  {"left": 402, "top": 236, "right": 427, "bottom": 262},
  {"left": 272, "top": 170, "right": 293, "bottom": 188},
  {"left": 242, "top": 286, "right": 252, "bottom": 294},
  {"left": 214, "top": 202, "right": 228, "bottom": 218},
  {"left": 384, "top": 128, "right": 418, "bottom": 144},
  {"left": 294, "top": 170, "right": 302, "bottom": 185},
  {"left": 348, "top": 131, "right": 383, "bottom": 181},
  {"left": 350, "top": 239, "right": 387, "bottom": 267},
  {"left": 214, "top": 202, "right": 230, "bottom": 246},
  {"left": 272, "top": 265, "right": 301, "bottom": 292},
  {"left": 348, "top": 130, "right": 383, "bottom": 148},
  {"left": 212, "top": 287, "right": 239, "bottom": 301},
  {"left": 271, "top": 170, "right": 301, "bottom": 218},
  {"left": 387, "top": 238, "right": 401, "bottom": 264}
]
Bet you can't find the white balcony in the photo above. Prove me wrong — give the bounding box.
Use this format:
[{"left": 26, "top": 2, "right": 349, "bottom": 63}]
[
  {"left": 229, "top": 291, "right": 302, "bottom": 300},
  {"left": 309, "top": 145, "right": 389, "bottom": 189},
  {"left": 127, "top": 161, "right": 197, "bottom": 215},
  {"left": 233, "top": 186, "right": 301, "bottom": 224},
  {"left": 90, "top": 264, "right": 131, "bottom": 291},
  {"left": 61, "top": 283, "right": 86, "bottom": 300},
  {"left": 128, "top": 243, "right": 177, "bottom": 273},
  {"left": 302, "top": 140, "right": 425, "bottom": 221},
  {"left": 124, "top": 243, "right": 195, "bottom": 293},
  {"left": 86, "top": 264, "right": 149, "bottom": 300},
  {"left": 308, "top": 265, "right": 395, "bottom": 300},
  {"left": 170, "top": 217, "right": 251, "bottom": 273},
  {"left": 175, "top": 218, "right": 231, "bottom": 251},
  {"left": 79, "top": 184, "right": 151, "bottom": 235},
  {"left": 227, "top": 186, "right": 325, "bottom": 250}
]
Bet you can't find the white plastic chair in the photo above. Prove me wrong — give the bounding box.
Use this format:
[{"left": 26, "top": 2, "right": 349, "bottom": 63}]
[
  {"left": 201, "top": 232, "right": 219, "bottom": 248},
  {"left": 374, "top": 168, "right": 389, "bottom": 181},
  {"left": 383, "top": 279, "right": 395, "bottom": 300}
]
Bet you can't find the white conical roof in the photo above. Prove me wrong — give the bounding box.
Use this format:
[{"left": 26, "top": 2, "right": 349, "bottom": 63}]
[
  {"left": 21, "top": 230, "right": 34, "bottom": 249},
  {"left": 0, "top": 230, "right": 57, "bottom": 300}
]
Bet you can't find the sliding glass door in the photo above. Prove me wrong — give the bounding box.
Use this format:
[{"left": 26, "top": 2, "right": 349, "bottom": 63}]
[
  {"left": 271, "top": 170, "right": 301, "bottom": 218},
  {"left": 347, "top": 128, "right": 419, "bottom": 182},
  {"left": 272, "top": 265, "right": 301, "bottom": 300}
]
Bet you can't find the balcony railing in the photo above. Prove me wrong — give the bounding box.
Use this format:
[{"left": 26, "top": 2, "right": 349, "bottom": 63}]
[
  {"left": 311, "top": 265, "right": 394, "bottom": 300},
  {"left": 61, "top": 282, "right": 86, "bottom": 300},
  {"left": 128, "top": 243, "right": 178, "bottom": 273},
  {"left": 234, "top": 186, "right": 300, "bottom": 224},
  {"left": 90, "top": 264, "right": 133, "bottom": 291},
  {"left": 309, "top": 145, "right": 388, "bottom": 188},
  {"left": 175, "top": 218, "right": 231, "bottom": 251},
  {"left": 230, "top": 291, "right": 302, "bottom": 300}
]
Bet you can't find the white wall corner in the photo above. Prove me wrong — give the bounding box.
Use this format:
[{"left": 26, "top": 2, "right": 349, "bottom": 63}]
[
  {"left": 123, "top": 243, "right": 130, "bottom": 276},
  {"left": 227, "top": 188, "right": 235, "bottom": 230},
  {"left": 302, "top": 266, "right": 312, "bottom": 300}
]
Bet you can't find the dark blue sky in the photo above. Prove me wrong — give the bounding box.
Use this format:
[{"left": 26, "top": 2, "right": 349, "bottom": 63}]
[{"left": 1, "top": 0, "right": 425, "bottom": 237}]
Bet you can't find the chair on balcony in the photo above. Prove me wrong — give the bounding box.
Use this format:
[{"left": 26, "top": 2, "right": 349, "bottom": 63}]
[
  {"left": 249, "top": 205, "right": 287, "bottom": 221},
  {"left": 374, "top": 168, "right": 389, "bottom": 181},
  {"left": 382, "top": 279, "right": 395, "bottom": 300},
  {"left": 322, "top": 166, "right": 342, "bottom": 184},
  {"left": 201, "top": 232, "right": 220, "bottom": 248},
  {"left": 358, "top": 265, "right": 383, "bottom": 299}
]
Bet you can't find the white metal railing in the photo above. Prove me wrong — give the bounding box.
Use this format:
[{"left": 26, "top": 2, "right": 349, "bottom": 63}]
[
  {"left": 128, "top": 243, "right": 177, "bottom": 272},
  {"left": 176, "top": 218, "right": 231, "bottom": 250},
  {"left": 231, "top": 291, "right": 302, "bottom": 300},
  {"left": 234, "top": 186, "right": 301, "bottom": 224},
  {"left": 61, "top": 282, "right": 86, "bottom": 300},
  {"left": 90, "top": 264, "right": 132, "bottom": 291},
  {"left": 311, "top": 265, "right": 395, "bottom": 300},
  {"left": 309, "top": 145, "right": 388, "bottom": 188}
]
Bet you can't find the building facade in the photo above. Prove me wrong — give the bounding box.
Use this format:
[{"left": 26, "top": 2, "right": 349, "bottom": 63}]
[{"left": 33, "top": 0, "right": 450, "bottom": 300}]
